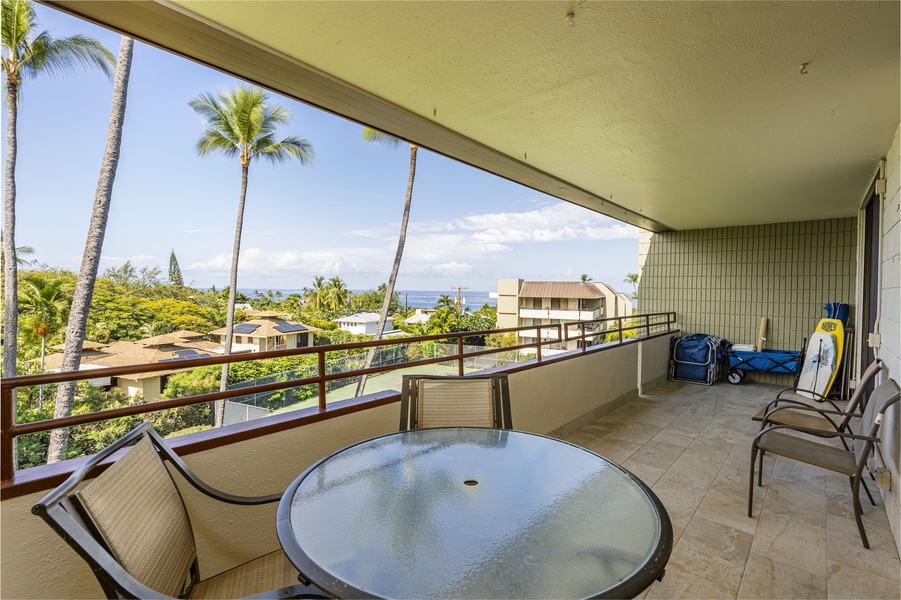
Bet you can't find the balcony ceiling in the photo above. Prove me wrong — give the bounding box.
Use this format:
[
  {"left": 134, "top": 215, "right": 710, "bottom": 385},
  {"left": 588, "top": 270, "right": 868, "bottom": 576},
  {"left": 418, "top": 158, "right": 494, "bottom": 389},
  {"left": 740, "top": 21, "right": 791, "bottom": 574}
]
[{"left": 47, "top": 1, "right": 900, "bottom": 232}]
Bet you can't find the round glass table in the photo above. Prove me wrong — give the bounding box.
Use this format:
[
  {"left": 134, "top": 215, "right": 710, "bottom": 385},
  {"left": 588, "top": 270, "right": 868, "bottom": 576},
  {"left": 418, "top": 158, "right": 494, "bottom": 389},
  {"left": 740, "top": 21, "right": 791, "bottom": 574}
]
[{"left": 277, "top": 428, "right": 672, "bottom": 599}]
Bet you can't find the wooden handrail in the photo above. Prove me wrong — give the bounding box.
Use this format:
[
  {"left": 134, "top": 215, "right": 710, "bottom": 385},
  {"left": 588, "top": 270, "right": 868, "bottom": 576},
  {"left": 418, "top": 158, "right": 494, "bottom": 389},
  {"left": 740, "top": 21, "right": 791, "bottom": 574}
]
[{"left": 1, "top": 312, "right": 676, "bottom": 481}]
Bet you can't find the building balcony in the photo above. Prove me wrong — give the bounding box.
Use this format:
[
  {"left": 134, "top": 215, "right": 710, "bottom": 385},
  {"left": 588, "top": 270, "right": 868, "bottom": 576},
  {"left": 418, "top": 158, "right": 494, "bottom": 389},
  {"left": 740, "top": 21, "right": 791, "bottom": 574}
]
[
  {"left": 2, "top": 316, "right": 897, "bottom": 598},
  {"left": 518, "top": 307, "right": 601, "bottom": 321}
]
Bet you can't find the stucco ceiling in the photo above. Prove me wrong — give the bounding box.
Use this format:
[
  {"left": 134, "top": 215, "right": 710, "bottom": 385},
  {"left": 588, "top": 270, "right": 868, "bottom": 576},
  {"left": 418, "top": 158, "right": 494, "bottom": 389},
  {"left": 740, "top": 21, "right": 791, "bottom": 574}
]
[{"left": 47, "top": 1, "right": 900, "bottom": 232}]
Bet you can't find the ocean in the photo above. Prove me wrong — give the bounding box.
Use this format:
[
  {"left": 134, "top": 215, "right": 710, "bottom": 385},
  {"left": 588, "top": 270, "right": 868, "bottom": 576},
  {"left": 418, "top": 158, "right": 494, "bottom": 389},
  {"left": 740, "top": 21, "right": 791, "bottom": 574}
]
[{"left": 238, "top": 289, "right": 496, "bottom": 310}]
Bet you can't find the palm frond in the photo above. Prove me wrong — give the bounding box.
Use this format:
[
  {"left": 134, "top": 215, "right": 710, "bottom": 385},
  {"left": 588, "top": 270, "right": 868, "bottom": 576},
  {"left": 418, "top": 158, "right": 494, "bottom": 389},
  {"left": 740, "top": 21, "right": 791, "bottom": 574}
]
[
  {"left": 257, "top": 136, "right": 314, "bottom": 166},
  {"left": 362, "top": 127, "right": 403, "bottom": 148},
  {"left": 1, "top": 0, "right": 37, "bottom": 64},
  {"left": 195, "top": 128, "right": 239, "bottom": 158},
  {"left": 20, "top": 32, "right": 114, "bottom": 80}
]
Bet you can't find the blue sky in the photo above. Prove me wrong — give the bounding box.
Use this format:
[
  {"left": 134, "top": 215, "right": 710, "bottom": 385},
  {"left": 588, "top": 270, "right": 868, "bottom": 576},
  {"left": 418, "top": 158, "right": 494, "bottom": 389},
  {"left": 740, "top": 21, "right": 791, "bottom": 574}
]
[{"left": 5, "top": 4, "right": 639, "bottom": 293}]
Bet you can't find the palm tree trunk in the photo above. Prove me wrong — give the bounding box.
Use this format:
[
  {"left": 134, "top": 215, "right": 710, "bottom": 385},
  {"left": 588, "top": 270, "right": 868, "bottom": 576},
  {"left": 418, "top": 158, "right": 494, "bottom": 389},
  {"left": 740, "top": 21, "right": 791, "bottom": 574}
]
[
  {"left": 217, "top": 163, "right": 250, "bottom": 427},
  {"left": 356, "top": 144, "right": 418, "bottom": 397},
  {"left": 4, "top": 79, "right": 20, "bottom": 468},
  {"left": 4, "top": 81, "right": 20, "bottom": 381},
  {"left": 47, "top": 37, "right": 134, "bottom": 464}
]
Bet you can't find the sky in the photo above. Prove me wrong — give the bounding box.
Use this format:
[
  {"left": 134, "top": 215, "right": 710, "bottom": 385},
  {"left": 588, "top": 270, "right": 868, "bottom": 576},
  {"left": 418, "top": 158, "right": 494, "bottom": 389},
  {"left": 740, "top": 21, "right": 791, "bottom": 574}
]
[{"left": 4, "top": 3, "right": 640, "bottom": 293}]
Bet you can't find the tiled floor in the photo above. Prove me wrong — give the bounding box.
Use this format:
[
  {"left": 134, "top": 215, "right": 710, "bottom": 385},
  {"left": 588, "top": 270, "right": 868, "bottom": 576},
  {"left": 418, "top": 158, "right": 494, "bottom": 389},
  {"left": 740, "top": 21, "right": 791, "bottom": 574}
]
[{"left": 561, "top": 379, "right": 901, "bottom": 599}]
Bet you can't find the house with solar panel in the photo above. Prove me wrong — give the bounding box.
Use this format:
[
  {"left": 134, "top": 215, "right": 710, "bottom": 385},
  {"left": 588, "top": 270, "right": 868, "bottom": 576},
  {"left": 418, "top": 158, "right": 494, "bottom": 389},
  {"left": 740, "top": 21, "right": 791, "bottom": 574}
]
[{"left": 210, "top": 311, "right": 320, "bottom": 353}]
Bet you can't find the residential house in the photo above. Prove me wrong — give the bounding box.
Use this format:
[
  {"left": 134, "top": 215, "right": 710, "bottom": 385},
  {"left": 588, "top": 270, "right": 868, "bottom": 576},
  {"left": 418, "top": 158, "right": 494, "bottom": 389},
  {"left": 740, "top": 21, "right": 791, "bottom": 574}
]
[
  {"left": 334, "top": 312, "right": 393, "bottom": 336},
  {"left": 210, "top": 312, "right": 320, "bottom": 352},
  {"left": 41, "top": 331, "right": 221, "bottom": 402},
  {"left": 496, "top": 279, "right": 633, "bottom": 352}
]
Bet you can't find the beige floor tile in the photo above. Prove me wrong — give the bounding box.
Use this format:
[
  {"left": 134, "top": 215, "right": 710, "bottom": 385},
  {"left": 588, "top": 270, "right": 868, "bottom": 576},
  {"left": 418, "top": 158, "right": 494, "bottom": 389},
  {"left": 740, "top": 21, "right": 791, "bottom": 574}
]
[
  {"left": 827, "top": 560, "right": 901, "bottom": 599},
  {"left": 629, "top": 439, "right": 686, "bottom": 471},
  {"left": 737, "top": 553, "right": 827, "bottom": 599},
  {"left": 608, "top": 421, "right": 663, "bottom": 446},
  {"left": 667, "top": 515, "right": 753, "bottom": 592},
  {"left": 588, "top": 438, "right": 642, "bottom": 464},
  {"left": 750, "top": 508, "right": 828, "bottom": 577},
  {"left": 695, "top": 485, "right": 759, "bottom": 536},
  {"left": 621, "top": 458, "right": 668, "bottom": 487},
  {"left": 652, "top": 429, "right": 696, "bottom": 449},
  {"left": 644, "top": 562, "right": 736, "bottom": 599},
  {"left": 826, "top": 512, "right": 901, "bottom": 575}
]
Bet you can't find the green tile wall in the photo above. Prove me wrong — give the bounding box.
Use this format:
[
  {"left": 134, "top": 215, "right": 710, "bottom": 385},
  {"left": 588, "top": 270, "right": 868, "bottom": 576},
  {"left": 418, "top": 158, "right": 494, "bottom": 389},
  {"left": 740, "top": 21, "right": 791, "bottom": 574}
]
[{"left": 639, "top": 218, "right": 857, "bottom": 383}]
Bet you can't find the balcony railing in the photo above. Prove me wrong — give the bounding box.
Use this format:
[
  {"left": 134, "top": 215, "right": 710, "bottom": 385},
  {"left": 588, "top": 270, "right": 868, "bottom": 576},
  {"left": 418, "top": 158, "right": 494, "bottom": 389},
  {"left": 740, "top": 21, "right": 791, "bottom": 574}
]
[
  {"left": 0, "top": 312, "right": 676, "bottom": 485},
  {"left": 518, "top": 307, "right": 601, "bottom": 321}
]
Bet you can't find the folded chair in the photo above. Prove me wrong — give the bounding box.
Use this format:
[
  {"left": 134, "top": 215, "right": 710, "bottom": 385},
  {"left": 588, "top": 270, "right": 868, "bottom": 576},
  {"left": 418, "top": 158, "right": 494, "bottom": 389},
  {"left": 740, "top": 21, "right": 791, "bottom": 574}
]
[
  {"left": 749, "top": 378, "right": 900, "bottom": 548},
  {"left": 399, "top": 374, "right": 512, "bottom": 431},
  {"left": 33, "top": 422, "right": 329, "bottom": 599},
  {"left": 752, "top": 359, "right": 884, "bottom": 446}
]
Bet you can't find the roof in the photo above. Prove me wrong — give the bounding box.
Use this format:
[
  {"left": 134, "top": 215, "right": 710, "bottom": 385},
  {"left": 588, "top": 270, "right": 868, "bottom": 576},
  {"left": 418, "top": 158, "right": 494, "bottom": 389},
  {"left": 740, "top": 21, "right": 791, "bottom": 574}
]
[
  {"left": 520, "top": 282, "right": 607, "bottom": 300},
  {"left": 139, "top": 330, "right": 207, "bottom": 346},
  {"left": 55, "top": 1, "right": 900, "bottom": 232},
  {"left": 50, "top": 340, "right": 107, "bottom": 351},
  {"left": 41, "top": 339, "right": 219, "bottom": 380},
  {"left": 335, "top": 312, "right": 392, "bottom": 325},
  {"left": 210, "top": 317, "right": 321, "bottom": 338}
]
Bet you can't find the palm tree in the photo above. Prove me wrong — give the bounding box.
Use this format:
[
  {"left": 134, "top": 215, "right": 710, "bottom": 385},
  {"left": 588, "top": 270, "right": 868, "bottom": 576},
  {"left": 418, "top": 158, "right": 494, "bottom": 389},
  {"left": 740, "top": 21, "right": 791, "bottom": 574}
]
[
  {"left": 46, "top": 37, "right": 132, "bottom": 465},
  {"left": 18, "top": 274, "right": 70, "bottom": 409},
  {"left": 2, "top": 0, "right": 114, "bottom": 379},
  {"left": 580, "top": 273, "right": 593, "bottom": 283},
  {"left": 325, "top": 276, "right": 349, "bottom": 311},
  {"left": 303, "top": 275, "right": 327, "bottom": 310},
  {"left": 623, "top": 272, "right": 639, "bottom": 299},
  {"left": 355, "top": 128, "right": 418, "bottom": 396},
  {"left": 190, "top": 84, "right": 313, "bottom": 426},
  {"left": 435, "top": 294, "right": 455, "bottom": 309}
]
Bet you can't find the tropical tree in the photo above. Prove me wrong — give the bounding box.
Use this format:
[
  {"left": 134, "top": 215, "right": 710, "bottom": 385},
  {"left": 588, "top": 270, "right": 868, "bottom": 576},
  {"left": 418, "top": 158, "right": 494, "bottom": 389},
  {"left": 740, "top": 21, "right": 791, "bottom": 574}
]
[
  {"left": 18, "top": 274, "right": 70, "bottom": 409},
  {"left": 623, "top": 272, "right": 639, "bottom": 299},
  {"left": 303, "top": 275, "right": 327, "bottom": 310},
  {"left": 325, "top": 276, "right": 349, "bottom": 311},
  {"left": 2, "top": 0, "right": 115, "bottom": 379},
  {"left": 0, "top": 234, "right": 33, "bottom": 266},
  {"left": 580, "top": 273, "right": 593, "bottom": 283},
  {"left": 189, "top": 84, "right": 313, "bottom": 426},
  {"left": 435, "top": 294, "right": 455, "bottom": 310},
  {"left": 355, "top": 128, "right": 419, "bottom": 396},
  {"left": 168, "top": 249, "right": 184, "bottom": 285},
  {"left": 46, "top": 37, "right": 133, "bottom": 465}
]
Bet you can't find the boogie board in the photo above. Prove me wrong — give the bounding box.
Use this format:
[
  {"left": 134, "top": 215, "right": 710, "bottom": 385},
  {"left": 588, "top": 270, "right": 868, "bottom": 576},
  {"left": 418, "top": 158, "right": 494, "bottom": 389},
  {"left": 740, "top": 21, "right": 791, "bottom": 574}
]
[{"left": 797, "top": 318, "right": 844, "bottom": 400}]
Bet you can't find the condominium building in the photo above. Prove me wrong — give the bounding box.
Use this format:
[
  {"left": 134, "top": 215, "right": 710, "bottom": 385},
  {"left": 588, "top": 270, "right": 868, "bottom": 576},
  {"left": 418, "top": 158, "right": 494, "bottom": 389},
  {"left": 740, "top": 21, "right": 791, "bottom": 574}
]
[{"left": 496, "top": 279, "right": 633, "bottom": 353}]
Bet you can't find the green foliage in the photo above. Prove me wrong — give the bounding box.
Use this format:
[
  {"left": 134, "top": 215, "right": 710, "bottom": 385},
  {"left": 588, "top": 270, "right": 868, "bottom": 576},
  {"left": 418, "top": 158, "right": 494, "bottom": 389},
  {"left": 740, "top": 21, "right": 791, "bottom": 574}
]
[
  {"left": 168, "top": 250, "right": 184, "bottom": 285},
  {"left": 485, "top": 332, "right": 517, "bottom": 348},
  {"left": 602, "top": 320, "right": 638, "bottom": 343},
  {"left": 351, "top": 284, "right": 399, "bottom": 313}
]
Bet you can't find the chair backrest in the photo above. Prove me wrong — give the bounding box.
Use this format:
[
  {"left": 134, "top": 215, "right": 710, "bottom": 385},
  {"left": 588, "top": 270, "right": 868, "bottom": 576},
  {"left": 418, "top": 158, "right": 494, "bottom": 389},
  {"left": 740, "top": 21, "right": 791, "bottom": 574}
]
[
  {"left": 399, "top": 374, "right": 512, "bottom": 431},
  {"left": 853, "top": 378, "right": 901, "bottom": 462},
  {"left": 837, "top": 359, "right": 884, "bottom": 430},
  {"left": 33, "top": 423, "right": 198, "bottom": 599}
]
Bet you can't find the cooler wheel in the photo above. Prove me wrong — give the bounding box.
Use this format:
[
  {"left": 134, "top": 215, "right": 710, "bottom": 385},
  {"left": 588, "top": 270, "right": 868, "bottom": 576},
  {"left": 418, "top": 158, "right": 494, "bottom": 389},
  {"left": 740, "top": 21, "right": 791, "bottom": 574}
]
[{"left": 727, "top": 369, "right": 743, "bottom": 384}]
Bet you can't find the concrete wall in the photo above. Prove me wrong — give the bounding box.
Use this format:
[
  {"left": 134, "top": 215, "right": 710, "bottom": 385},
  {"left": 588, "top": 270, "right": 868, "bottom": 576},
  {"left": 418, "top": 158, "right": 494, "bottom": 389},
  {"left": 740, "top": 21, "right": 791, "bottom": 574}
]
[
  {"left": 496, "top": 278, "right": 522, "bottom": 329},
  {"left": 1, "top": 339, "right": 663, "bottom": 599},
  {"left": 878, "top": 124, "right": 901, "bottom": 554},
  {"left": 639, "top": 218, "right": 857, "bottom": 384}
]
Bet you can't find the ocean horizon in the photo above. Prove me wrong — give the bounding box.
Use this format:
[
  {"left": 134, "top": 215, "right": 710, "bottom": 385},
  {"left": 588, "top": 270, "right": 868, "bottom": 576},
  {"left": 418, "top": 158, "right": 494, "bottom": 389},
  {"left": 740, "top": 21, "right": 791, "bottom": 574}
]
[{"left": 238, "top": 289, "right": 497, "bottom": 310}]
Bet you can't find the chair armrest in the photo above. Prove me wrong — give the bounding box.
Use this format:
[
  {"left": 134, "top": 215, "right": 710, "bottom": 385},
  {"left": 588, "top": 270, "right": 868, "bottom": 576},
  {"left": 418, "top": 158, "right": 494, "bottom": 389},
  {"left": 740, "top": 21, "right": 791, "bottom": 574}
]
[
  {"left": 146, "top": 427, "right": 282, "bottom": 505},
  {"left": 762, "top": 404, "right": 842, "bottom": 433},
  {"left": 756, "top": 421, "right": 881, "bottom": 444},
  {"left": 776, "top": 387, "right": 827, "bottom": 402}
]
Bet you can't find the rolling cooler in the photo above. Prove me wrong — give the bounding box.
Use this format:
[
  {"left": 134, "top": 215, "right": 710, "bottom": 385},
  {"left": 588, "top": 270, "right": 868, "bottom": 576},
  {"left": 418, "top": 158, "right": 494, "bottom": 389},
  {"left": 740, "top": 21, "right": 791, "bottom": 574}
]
[{"left": 669, "top": 334, "right": 727, "bottom": 385}]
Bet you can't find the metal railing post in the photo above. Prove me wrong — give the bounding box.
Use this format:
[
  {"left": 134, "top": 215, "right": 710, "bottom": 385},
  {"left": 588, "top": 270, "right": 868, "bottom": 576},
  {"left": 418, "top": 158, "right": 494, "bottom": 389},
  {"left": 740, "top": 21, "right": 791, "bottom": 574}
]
[
  {"left": 318, "top": 350, "right": 327, "bottom": 412},
  {"left": 536, "top": 328, "right": 542, "bottom": 362},
  {"left": 457, "top": 336, "right": 465, "bottom": 376}
]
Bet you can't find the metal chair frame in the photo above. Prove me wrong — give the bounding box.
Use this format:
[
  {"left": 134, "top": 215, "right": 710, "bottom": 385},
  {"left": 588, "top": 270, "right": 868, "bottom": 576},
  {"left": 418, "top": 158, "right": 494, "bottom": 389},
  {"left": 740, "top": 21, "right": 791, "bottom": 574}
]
[
  {"left": 32, "top": 422, "right": 328, "bottom": 599},
  {"left": 749, "top": 379, "right": 900, "bottom": 549}
]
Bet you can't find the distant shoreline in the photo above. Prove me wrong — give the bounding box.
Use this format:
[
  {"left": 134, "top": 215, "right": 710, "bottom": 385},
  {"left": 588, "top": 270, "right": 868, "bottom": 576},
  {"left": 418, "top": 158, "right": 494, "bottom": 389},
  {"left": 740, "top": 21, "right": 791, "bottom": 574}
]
[{"left": 237, "top": 288, "right": 497, "bottom": 309}]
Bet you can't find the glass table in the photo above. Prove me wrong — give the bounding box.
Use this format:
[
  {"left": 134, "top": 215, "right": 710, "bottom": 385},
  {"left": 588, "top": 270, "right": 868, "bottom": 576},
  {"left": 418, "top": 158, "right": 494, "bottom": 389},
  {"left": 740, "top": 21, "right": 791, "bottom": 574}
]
[{"left": 277, "top": 428, "right": 672, "bottom": 599}]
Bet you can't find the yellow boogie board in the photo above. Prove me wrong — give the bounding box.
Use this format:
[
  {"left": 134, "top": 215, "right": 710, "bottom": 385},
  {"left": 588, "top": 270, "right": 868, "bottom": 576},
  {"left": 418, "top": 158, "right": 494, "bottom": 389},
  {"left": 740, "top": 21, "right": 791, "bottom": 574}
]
[{"left": 797, "top": 318, "right": 844, "bottom": 400}]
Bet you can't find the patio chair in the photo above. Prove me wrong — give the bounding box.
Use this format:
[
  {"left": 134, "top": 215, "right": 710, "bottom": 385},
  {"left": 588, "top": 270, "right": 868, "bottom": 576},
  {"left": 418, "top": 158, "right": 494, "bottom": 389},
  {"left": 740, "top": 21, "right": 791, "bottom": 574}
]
[
  {"left": 399, "top": 374, "right": 512, "bottom": 431},
  {"left": 752, "top": 359, "right": 884, "bottom": 445},
  {"left": 32, "top": 422, "right": 329, "bottom": 599},
  {"left": 748, "top": 378, "right": 900, "bottom": 548}
]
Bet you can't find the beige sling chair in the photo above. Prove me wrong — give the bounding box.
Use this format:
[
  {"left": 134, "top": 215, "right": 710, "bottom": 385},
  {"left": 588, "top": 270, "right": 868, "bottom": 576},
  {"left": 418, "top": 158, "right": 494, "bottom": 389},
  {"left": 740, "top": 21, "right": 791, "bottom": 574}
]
[{"left": 33, "top": 422, "right": 329, "bottom": 599}]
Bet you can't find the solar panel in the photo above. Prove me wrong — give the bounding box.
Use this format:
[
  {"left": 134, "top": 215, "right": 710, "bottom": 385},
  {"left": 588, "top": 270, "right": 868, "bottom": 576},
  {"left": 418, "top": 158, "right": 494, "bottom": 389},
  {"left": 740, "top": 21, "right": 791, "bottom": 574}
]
[
  {"left": 274, "top": 323, "right": 307, "bottom": 333},
  {"left": 162, "top": 350, "right": 211, "bottom": 363},
  {"left": 233, "top": 323, "right": 260, "bottom": 333}
]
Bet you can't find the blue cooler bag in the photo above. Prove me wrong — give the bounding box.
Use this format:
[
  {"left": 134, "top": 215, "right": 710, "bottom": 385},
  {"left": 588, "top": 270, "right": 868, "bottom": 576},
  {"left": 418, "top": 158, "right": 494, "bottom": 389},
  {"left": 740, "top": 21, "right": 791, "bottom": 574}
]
[{"left": 670, "top": 334, "right": 726, "bottom": 385}]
